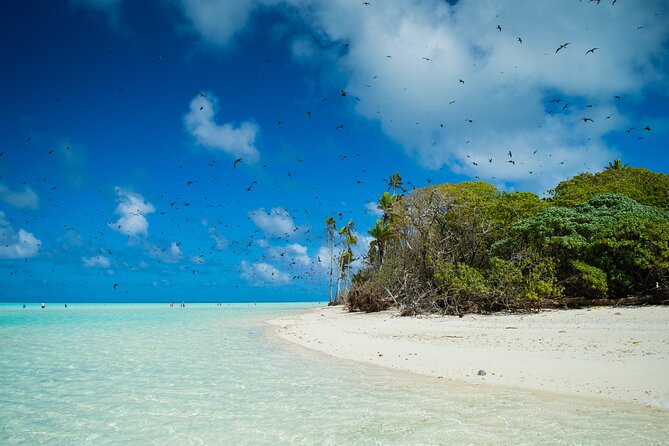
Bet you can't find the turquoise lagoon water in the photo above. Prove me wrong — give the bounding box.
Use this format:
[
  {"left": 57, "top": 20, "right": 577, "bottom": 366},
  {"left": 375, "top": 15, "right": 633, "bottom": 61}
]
[{"left": 1, "top": 303, "right": 667, "bottom": 445}]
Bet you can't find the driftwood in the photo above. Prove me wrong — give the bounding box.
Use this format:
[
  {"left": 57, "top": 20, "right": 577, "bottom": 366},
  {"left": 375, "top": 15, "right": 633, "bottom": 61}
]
[{"left": 543, "top": 290, "right": 669, "bottom": 309}]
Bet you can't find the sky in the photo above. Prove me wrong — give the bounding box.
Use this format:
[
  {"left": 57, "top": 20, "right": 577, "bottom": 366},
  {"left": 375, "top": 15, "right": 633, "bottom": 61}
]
[{"left": 1, "top": 0, "right": 668, "bottom": 302}]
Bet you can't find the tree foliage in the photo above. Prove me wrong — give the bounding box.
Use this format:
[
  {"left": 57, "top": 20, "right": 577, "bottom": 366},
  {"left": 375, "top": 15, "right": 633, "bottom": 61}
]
[
  {"left": 344, "top": 164, "right": 669, "bottom": 314},
  {"left": 550, "top": 164, "right": 669, "bottom": 210}
]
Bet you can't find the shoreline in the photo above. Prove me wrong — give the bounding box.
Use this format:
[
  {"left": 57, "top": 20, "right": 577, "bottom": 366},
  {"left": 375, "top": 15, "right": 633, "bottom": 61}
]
[{"left": 268, "top": 305, "right": 669, "bottom": 409}]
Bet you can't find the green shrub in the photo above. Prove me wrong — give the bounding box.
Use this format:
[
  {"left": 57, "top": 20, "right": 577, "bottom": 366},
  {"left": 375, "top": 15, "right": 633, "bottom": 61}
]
[{"left": 568, "top": 260, "right": 608, "bottom": 298}]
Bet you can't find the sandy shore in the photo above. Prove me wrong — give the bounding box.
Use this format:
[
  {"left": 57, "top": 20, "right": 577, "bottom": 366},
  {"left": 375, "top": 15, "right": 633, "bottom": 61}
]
[{"left": 268, "top": 305, "right": 669, "bottom": 408}]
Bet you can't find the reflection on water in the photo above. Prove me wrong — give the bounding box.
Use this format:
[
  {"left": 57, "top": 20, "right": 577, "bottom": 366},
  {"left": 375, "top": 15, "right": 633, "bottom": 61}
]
[{"left": 1, "top": 303, "right": 667, "bottom": 445}]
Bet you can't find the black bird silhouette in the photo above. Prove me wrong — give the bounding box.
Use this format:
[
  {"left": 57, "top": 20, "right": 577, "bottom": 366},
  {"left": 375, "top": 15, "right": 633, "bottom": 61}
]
[
  {"left": 508, "top": 150, "right": 512, "bottom": 157},
  {"left": 556, "top": 43, "right": 571, "bottom": 53},
  {"left": 233, "top": 158, "right": 242, "bottom": 168},
  {"left": 340, "top": 89, "right": 347, "bottom": 96},
  {"left": 644, "top": 126, "right": 652, "bottom": 131},
  {"left": 562, "top": 103, "right": 569, "bottom": 110},
  {"left": 518, "top": 37, "right": 522, "bottom": 43},
  {"left": 508, "top": 160, "right": 515, "bottom": 165},
  {"left": 581, "top": 117, "right": 594, "bottom": 122},
  {"left": 497, "top": 25, "right": 502, "bottom": 31},
  {"left": 585, "top": 47, "right": 599, "bottom": 54},
  {"left": 113, "top": 283, "right": 118, "bottom": 290}
]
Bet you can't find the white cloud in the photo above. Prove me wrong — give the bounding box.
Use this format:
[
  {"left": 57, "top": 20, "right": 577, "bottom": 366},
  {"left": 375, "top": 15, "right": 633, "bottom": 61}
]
[
  {"left": 145, "top": 241, "right": 183, "bottom": 264},
  {"left": 180, "top": 0, "right": 669, "bottom": 191},
  {"left": 364, "top": 201, "right": 383, "bottom": 217},
  {"left": 266, "top": 242, "right": 312, "bottom": 266},
  {"left": 211, "top": 234, "right": 228, "bottom": 251},
  {"left": 109, "top": 187, "right": 155, "bottom": 237},
  {"left": 0, "top": 211, "right": 41, "bottom": 259},
  {"left": 286, "top": 243, "right": 311, "bottom": 266},
  {"left": 296, "top": 0, "right": 667, "bottom": 191},
  {"left": 0, "top": 183, "right": 38, "bottom": 210},
  {"left": 316, "top": 245, "right": 332, "bottom": 270},
  {"left": 240, "top": 260, "right": 290, "bottom": 285},
  {"left": 184, "top": 91, "right": 260, "bottom": 162},
  {"left": 82, "top": 255, "right": 111, "bottom": 268},
  {"left": 180, "top": 0, "right": 277, "bottom": 46},
  {"left": 248, "top": 207, "right": 297, "bottom": 237}
]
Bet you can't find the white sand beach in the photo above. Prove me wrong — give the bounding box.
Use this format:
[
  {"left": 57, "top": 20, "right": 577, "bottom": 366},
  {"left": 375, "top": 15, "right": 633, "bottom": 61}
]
[{"left": 269, "top": 305, "right": 669, "bottom": 408}]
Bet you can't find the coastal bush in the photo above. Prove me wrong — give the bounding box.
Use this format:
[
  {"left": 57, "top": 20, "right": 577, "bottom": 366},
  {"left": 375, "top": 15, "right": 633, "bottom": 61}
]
[
  {"left": 346, "top": 165, "right": 669, "bottom": 315},
  {"left": 568, "top": 260, "right": 608, "bottom": 298},
  {"left": 496, "top": 193, "right": 669, "bottom": 297},
  {"left": 549, "top": 162, "right": 669, "bottom": 210}
]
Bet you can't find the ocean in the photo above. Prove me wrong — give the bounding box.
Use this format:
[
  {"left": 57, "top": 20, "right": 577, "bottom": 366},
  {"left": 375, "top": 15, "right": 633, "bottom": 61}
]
[{"left": 1, "top": 303, "right": 667, "bottom": 445}]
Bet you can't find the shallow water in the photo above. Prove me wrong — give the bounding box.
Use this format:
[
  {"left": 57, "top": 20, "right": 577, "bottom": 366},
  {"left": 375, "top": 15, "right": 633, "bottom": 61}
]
[{"left": 1, "top": 303, "right": 667, "bottom": 445}]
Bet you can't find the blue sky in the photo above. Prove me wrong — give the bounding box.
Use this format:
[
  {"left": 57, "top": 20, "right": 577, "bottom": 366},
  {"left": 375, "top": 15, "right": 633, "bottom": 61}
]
[{"left": 1, "top": 0, "right": 668, "bottom": 302}]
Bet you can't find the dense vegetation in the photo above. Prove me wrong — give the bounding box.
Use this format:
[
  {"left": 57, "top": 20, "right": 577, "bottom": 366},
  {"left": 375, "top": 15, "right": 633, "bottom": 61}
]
[{"left": 326, "top": 161, "right": 669, "bottom": 314}]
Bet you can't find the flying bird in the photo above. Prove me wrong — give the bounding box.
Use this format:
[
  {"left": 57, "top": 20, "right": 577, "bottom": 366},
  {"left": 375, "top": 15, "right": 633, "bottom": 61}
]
[
  {"left": 556, "top": 43, "right": 571, "bottom": 53},
  {"left": 581, "top": 117, "right": 594, "bottom": 122},
  {"left": 113, "top": 283, "right": 118, "bottom": 290},
  {"left": 233, "top": 158, "right": 242, "bottom": 168},
  {"left": 585, "top": 47, "right": 599, "bottom": 54},
  {"left": 497, "top": 25, "right": 502, "bottom": 31}
]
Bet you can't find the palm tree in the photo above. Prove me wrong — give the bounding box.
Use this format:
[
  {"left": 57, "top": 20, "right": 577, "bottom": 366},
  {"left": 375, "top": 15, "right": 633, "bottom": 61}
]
[
  {"left": 387, "top": 172, "right": 407, "bottom": 195},
  {"left": 324, "top": 217, "right": 337, "bottom": 305},
  {"left": 368, "top": 219, "right": 392, "bottom": 265},
  {"left": 335, "top": 220, "right": 356, "bottom": 303},
  {"left": 377, "top": 191, "right": 395, "bottom": 226},
  {"left": 605, "top": 158, "right": 628, "bottom": 170}
]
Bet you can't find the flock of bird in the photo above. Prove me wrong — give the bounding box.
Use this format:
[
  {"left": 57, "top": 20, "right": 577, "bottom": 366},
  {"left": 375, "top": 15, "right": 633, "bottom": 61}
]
[{"left": 1, "top": 0, "right": 661, "bottom": 297}]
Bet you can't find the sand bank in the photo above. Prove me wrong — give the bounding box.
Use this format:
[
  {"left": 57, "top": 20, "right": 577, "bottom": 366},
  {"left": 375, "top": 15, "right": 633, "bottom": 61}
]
[{"left": 268, "top": 305, "right": 669, "bottom": 407}]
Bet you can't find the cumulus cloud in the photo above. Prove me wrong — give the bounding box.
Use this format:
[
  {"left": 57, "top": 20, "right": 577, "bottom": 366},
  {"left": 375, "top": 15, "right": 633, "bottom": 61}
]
[
  {"left": 180, "top": 0, "right": 277, "bottom": 46},
  {"left": 146, "top": 241, "right": 183, "bottom": 264},
  {"left": 179, "top": 0, "right": 669, "bottom": 191},
  {"left": 266, "top": 242, "right": 312, "bottom": 266},
  {"left": 364, "top": 201, "right": 383, "bottom": 217},
  {"left": 240, "top": 260, "right": 290, "bottom": 285},
  {"left": 0, "top": 211, "right": 41, "bottom": 259},
  {"left": 109, "top": 187, "right": 155, "bottom": 237},
  {"left": 0, "top": 183, "right": 38, "bottom": 210},
  {"left": 82, "top": 255, "right": 111, "bottom": 268},
  {"left": 184, "top": 91, "right": 260, "bottom": 162},
  {"left": 248, "top": 207, "right": 297, "bottom": 237}
]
